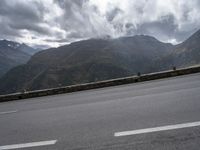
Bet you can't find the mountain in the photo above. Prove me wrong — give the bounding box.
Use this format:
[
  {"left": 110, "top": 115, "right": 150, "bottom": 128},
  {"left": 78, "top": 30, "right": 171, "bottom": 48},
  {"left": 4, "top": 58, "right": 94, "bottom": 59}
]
[
  {"left": 1, "top": 28, "right": 199, "bottom": 95},
  {"left": 0, "top": 35, "right": 173, "bottom": 94},
  {"left": 0, "top": 40, "right": 38, "bottom": 77},
  {"left": 158, "top": 29, "right": 200, "bottom": 69},
  {"left": 172, "top": 29, "right": 200, "bottom": 67}
]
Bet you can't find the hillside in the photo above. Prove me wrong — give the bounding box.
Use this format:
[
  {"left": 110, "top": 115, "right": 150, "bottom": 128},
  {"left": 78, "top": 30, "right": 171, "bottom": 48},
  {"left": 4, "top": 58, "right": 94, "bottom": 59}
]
[
  {"left": 172, "top": 29, "right": 200, "bottom": 67},
  {"left": 158, "top": 29, "right": 200, "bottom": 69},
  {"left": 0, "top": 35, "right": 173, "bottom": 94},
  {"left": 1, "top": 29, "right": 200, "bottom": 95}
]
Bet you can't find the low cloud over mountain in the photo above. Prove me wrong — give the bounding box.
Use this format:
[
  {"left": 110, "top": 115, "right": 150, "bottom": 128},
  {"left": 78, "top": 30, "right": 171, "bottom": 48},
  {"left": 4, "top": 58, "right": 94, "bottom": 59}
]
[{"left": 1, "top": 28, "right": 200, "bottom": 94}]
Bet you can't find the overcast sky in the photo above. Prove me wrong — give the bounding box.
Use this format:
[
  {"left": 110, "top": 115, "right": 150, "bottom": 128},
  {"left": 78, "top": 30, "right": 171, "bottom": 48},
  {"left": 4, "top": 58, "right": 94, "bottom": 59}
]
[{"left": 0, "top": 0, "right": 200, "bottom": 48}]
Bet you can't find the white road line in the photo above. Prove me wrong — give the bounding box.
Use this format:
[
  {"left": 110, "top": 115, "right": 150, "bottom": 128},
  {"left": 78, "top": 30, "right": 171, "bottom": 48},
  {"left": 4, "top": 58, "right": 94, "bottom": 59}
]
[
  {"left": 0, "top": 110, "right": 18, "bottom": 115},
  {"left": 0, "top": 140, "right": 57, "bottom": 150},
  {"left": 114, "top": 121, "right": 200, "bottom": 137}
]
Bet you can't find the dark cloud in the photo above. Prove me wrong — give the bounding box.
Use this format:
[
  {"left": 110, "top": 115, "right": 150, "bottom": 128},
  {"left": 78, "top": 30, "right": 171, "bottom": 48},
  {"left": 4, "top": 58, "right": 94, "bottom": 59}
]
[
  {"left": 0, "top": 20, "right": 22, "bottom": 38},
  {"left": 0, "top": 0, "right": 66, "bottom": 47},
  {"left": 0, "top": 0, "right": 49, "bottom": 38},
  {"left": 0, "top": 0, "right": 200, "bottom": 47},
  {"left": 55, "top": 0, "right": 87, "bottom": 8},
  {"left": 0, "top": 1, "right": 43, "bottom": 22},
  {"left": 106, "top": 7, "right": 123, "bottom": 22},
  {"left": 56, "top": 0, "right": 102, "bottom": 39},
  {"left": 133, "top": 15, "right": 178, "bottom": 41},
  {"left": 49, "top": 0, "right": 200, "bottom": 45}
]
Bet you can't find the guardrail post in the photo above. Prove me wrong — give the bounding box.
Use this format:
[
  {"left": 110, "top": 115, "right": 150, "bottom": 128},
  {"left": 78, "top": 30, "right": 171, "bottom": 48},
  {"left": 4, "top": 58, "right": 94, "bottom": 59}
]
[{"left": 22, "top": 89, "right": 27, "bottom": 94}]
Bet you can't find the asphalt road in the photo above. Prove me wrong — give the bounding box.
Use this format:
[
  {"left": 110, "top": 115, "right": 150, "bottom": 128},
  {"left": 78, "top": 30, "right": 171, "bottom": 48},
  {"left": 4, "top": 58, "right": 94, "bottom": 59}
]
[{"left": 0, "top": 73, "right": 200, "bottom": 150}]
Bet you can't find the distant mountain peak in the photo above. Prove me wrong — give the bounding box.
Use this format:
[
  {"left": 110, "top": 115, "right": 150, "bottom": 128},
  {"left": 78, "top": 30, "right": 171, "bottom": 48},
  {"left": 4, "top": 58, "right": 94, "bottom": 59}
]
[
  {"left": 0, "top": 39, "right": 41, "bottom": 55},
  {"left": 0, "top": 39, "right": 43, "bottom": 77},
  {"left": 0, "top": 39, "right": 21, "bottom": 49}
]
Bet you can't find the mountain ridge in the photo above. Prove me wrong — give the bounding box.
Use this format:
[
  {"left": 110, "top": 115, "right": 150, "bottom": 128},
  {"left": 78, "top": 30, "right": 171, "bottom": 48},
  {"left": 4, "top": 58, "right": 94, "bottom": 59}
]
[{"left": 0, "top": 31, "right": 199, "bottom": 95}]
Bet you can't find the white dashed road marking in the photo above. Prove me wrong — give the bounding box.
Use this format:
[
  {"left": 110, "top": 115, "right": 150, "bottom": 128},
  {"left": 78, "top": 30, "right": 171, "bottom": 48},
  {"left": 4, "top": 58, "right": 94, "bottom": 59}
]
[
  {"left": 0, "top": 140, "right": 57, "bottom": 150},
  {"left": 114, "top": 121, "right": 200, "bottom": 137},
  {"left": 0, "top": 110, "right": 18, "bottom": 115}
]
